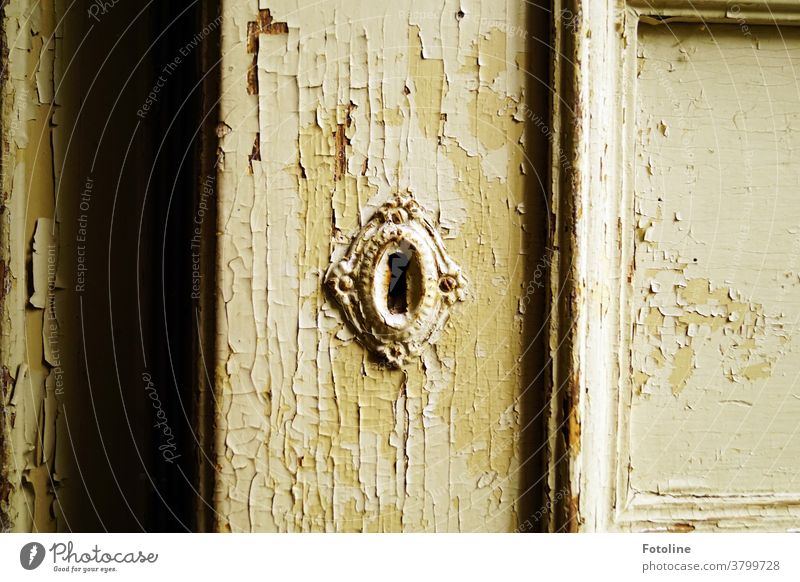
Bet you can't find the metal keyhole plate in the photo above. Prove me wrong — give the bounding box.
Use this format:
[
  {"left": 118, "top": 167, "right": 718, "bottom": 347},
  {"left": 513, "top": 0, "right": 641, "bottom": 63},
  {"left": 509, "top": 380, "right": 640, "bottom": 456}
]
[{"left": 325, "top": 194, "right": 468, "bottom": 366}]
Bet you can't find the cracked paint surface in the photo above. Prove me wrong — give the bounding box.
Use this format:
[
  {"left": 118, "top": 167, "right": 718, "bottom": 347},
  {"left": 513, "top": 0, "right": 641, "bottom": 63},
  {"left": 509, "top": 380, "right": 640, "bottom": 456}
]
[
  {"left": 1, "top": 0, "right": 65, "bottom": 532},
  {"left": 629, "top": 23, "right": 800, "bottom": 499},
  {"left": 215, "top": 0, "right": 532, "bottom": 532}
]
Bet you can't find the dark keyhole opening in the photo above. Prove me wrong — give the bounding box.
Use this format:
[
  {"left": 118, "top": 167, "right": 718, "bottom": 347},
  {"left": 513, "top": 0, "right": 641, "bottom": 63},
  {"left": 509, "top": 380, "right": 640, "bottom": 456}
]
[{"left": 387, "top": 249, "right": 412, "bottom": 314}]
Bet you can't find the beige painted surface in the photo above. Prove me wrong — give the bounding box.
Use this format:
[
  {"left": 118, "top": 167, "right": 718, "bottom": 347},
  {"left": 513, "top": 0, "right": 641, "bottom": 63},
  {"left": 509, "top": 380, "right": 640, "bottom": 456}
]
[
  {"left": 631, "top": 22, "right": 800, "bottom": 499},
  {"left": 549, "top": 0, "right": 800, "bottom": 532},
  {"left": 0, "top": 0, "right": 67, "bottom": 532},
  {"left": 215, "top": 0, "right": 537, "bottom": 532}
]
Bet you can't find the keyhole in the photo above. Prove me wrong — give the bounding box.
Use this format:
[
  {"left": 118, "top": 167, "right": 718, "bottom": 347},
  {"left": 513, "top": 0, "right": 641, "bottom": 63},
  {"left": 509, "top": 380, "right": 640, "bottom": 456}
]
[
  {"left": 377, "top": 242, "right": 424, "bottom": 323},
  {"left": 387, "top": 250, "right": 411, "bottom": 314}
]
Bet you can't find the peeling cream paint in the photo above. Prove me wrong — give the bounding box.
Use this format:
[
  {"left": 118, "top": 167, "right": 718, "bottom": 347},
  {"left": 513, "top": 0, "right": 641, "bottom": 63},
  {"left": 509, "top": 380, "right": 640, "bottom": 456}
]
[
  {"left": 1, "top": 0, "right": 63, "bottom": 532},
  {"left": 629, "top": 22, "right": 800, "bottom": 500},
  {"left": 549, "top": 0, "right": 800, "bottom": 533},
  {"left": 216, "top": 0, "right": 532, "bottom": 532}
]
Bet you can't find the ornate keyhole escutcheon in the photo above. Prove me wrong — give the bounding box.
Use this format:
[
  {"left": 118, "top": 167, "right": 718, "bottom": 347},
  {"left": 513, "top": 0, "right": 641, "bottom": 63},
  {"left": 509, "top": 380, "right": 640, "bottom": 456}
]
[{"left": 325, "top": 194, "right": 468, "bottom": 366}]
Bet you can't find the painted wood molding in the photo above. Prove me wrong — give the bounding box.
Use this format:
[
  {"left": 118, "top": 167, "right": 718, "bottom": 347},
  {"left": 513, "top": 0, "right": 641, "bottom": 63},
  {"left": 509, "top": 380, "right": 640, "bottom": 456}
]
[{"left": 549, "top": 0, "right": 800, "bottom": 532}]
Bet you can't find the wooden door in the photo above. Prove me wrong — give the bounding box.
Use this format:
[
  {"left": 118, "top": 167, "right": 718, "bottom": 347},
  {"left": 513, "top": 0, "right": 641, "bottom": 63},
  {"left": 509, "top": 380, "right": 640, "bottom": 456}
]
[
  {"left": 3, "top": 0, "right": 800, "bottom": 535},
  {"left": 550, "top": 0, "right": 800, "bottom": 532},
  {"left": 211, "top": 0, "right": 551, "bottom": 532}
]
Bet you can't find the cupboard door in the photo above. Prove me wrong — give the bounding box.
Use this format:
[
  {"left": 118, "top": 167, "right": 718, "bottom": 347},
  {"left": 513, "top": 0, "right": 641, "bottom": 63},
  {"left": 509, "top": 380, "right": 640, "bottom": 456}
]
[
  {"left": 552, "top": 0, "right": 800, "bottom": 532},
  {"left": 213, "top": 0, "right": 549, "bottom": 532}
]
